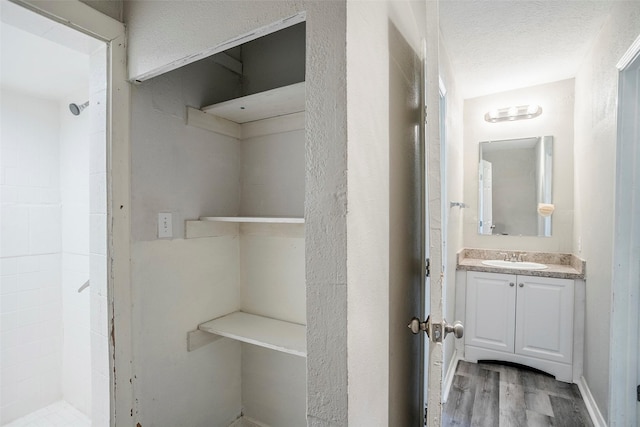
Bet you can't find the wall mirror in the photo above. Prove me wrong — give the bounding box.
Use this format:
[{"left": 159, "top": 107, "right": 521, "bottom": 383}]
[{"left": 478, "top": 136, "right": 553, "bottom": 237}]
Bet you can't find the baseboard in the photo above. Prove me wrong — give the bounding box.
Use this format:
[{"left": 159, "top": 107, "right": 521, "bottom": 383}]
[
  {"left": 442, "top": 350, "right": 461, "bottom": 403},
  {"left": 228, "top": 416, "right": 270, "bottom": 427},
  {"left": 576, "top": 376, "right": 607, "bottom": 427}
]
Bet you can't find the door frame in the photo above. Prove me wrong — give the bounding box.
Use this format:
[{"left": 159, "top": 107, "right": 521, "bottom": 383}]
[
  {"left": 7, "top": 1, "right": 133, "bottom": 425},
  {"left": 609, "top": 32, "right": 640, "bottom": 427},
  {"left": 423, "top": 0, "right": 445, "bottom": 425}
]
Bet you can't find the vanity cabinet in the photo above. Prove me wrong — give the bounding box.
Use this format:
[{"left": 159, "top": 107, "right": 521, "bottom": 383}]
[{"left": 465, "top": 270, "right": 575, "bottom": 381}]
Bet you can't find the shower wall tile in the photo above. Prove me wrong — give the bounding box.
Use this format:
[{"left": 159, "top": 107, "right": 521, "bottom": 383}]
[
  {"left": 90, "top": 46, "right": 107, "bottom": 95},
  {"left": 29, "top": 206, "right": 62, "bottom": 254},
  {"left": 1, "top": 257, "right": 18, "bottom": 275},
  {"left": 90, "top": 90, "right": 107, "bottom": 136},
  {"left": 89, "top": 214, "right": 107, "bottom": 256},
  {"left": 1, "top": 90, "right": 67, "bottom": 423},
  {"left": 62, "top": 203, "right": 90, "bottom": 254},
  {"left": 90, "top": 254, "right": 107, "bottom": 297},
  {"left": 90, "top": 173, "right": 106, "bottom": 214},
  {"left": 1, "top": 206, "right": 29, "bottom": 257},
  {"left": 90, "top": 131, "right": 106, "bottom": 175},
  {"left": 0, "top": 186, "right": 18, "bottom": 204}
]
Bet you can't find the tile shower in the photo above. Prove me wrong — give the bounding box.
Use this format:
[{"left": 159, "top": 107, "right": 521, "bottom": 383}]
[{"left": 0, "top": 43, "right": 109, "bottom": 426}]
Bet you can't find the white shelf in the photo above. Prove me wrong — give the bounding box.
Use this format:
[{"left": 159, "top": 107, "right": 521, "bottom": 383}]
[
  {"left": 201, "top": 82, "right": 305, "bottom": 124},
  {"left": 200, "top": 216, "right": 304, "bottom": 224},
  {"left": 198, "top": 311, "right": 306, "bottom": 357}
]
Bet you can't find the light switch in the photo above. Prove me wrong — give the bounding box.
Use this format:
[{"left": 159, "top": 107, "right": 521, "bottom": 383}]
[{"left": 158, "top": 213, "right": 172, "bottom": 238}]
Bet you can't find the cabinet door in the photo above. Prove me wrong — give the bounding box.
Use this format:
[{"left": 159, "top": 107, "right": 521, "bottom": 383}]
[
  {"left": 466, "top": 271, "right": 517, "bottom": 353},
  {"left": 515, "top": 276, "right": 574, "bottom": 363}
]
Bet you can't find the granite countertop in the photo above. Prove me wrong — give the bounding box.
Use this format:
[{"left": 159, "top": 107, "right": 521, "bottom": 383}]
[{"left": 456, "top": 248, "right": 586, "bottom": 280}]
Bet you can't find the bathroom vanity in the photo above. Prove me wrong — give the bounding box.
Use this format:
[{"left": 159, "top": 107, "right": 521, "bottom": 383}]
[{"left": 456, "top": 249, "right": 586, "bottom": 383}]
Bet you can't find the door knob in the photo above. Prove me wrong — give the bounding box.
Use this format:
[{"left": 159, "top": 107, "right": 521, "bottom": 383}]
[
  {"left": 408, "top": 316, "right": 430, "bottom": 335},
  {"left": 443, "top": 319, "right": 464, "bottom": 339},
  {"left": 409, "top": 316, "right": 463, "bottom": 342}
]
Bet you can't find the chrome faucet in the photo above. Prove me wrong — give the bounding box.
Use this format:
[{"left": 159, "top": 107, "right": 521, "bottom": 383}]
[{"left": 498, "top": 252, "right": 527, "bottom": 262}]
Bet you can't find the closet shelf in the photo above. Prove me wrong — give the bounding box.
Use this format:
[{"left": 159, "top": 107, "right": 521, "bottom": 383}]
[
  {"left": 200, "top": 216, "right": 304, "bottom": 224},
  {"left": 198, "top": 311, "right": 307, "bottom": 357},
  {"left": 185, "top": 217, "right": 304, "bottom": 239},
  {"left": 201, "top": 82, "right": 305, "bottom": 123}
]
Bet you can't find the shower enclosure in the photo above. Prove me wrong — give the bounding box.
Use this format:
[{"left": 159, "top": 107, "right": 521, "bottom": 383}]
[{"left": 0, "top": 3, "right": 109, "bottom": 425}]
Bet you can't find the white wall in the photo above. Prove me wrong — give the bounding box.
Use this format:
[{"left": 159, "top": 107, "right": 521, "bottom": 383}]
[
  {"left": 0, "top": 89, "right": 63, "bottom": 424},
  {"left": 125, "top": 2, "right": 349, "bottom": 426},
  {"left": 573, "top": 2, "right": 640, "bottom": 421},
  {"left": 345, "top": 1, "right": 427, "bottom": 425},
  {"left": 462, "top": 79, "right": 575, "bottom": 253},
  {"left": 129, "top": 62, "right": 243, "bottom": 426}
]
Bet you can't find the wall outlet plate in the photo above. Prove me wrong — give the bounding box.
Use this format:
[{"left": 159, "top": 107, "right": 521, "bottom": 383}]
[{"left": 158, "top": 213, "right": 172, "bottom": 238}]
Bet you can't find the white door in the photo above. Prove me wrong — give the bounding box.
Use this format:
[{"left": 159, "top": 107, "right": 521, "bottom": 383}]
[
  {"left": 479, "top": 159, "right": 493, "bottom": 234},
  {"left": 611, "top": 40, "right": 640, "bottom": 426},
  {"left": 408, "top": 3, "right": 464, "bottom": 426}
]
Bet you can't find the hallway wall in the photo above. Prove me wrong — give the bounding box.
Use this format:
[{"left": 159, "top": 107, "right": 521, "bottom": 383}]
[{"left": 573, "top": 1, "right": 640, "bottom": 421}]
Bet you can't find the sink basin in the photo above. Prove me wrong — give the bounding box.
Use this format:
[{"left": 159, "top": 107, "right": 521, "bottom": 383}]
[{"left": 481, "top": 260, "right": 548, "bottom": 270}]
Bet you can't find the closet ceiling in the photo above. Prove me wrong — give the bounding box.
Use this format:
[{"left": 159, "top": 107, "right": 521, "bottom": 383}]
[{"left": 439, "top": 0, "right": 615, "bottom": 99}]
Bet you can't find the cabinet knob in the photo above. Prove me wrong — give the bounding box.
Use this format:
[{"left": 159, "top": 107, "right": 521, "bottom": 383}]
[
  {"left": 509, "top": 282, "right": 515, "bottom": 287},
  {"left": 519, "top": 283, "right": 524, "bottom": 288}
]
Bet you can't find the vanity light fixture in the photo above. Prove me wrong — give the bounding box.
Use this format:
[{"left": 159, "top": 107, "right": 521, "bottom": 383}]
[{"left": 484, "top": 104, "right": 542, "bottom": 123}]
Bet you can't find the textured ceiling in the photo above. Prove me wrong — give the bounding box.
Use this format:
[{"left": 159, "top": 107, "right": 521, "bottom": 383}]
[{"left": 439, "top": 0, "right": 615, "bottom": 99}]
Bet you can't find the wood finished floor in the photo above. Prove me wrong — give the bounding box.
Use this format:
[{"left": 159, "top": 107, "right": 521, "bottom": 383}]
[{"left": 443, "top": 361, "right": 594, "bottom": 427}]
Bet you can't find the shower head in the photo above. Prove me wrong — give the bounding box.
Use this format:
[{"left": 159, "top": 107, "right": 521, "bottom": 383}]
[{"left": 69, "top": 101, "right": 89, "bottom": 116}]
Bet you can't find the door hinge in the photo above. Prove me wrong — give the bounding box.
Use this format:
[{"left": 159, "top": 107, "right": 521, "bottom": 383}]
[
  {"left": 426, "top": 258, "right": 431, "bottom": 277},
  {"left": 637, "top": 385, "right": 640, "bottom": 402}
]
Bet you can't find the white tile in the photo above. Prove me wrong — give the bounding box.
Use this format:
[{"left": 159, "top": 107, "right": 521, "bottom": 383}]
[
  {"left": 1, "top": 147, "right": 19, "bottom": 168},
  {"left": 1, "top": 274, "right": 20, "bottom": 294},
  {"left": 61, "top": 206, "right": 89, "bottom": 255},
  {"left": 89, "top": 254, "right": 107, "bottom": 298},
  {"left": 18, "top": 272, "right": 42, "bottom": 291},
  {"left": 1, "top": 310, "right": 20, "bottom": 332},
  {"left": 89, "top": 173, "right": 106, "bottom": 214},
  {"left": 29, "top": 206, "right": 62, "bottom": 255},
  {"left": 17, "top": 187, "right": 41, "bottom": 204},
  {"left": 1, "top": 185, "right": 19, "bottom": 204},
  {"left": 40, "top": 188, "right": 61, "bottom": 205},
  {"left": 91, "top": 332, "right": 108, "bottom": 377},
  {"left": 62, "top": 253, "right": 89, "bottom": 275},
  {"left": 1, "top": 206, "right": 29, "bottom": 257},
  {"left": 90, "top": 90, "right": 107, "bottom": 135},
  {"left": 38, "top": 254, "right": 61, "bottom": 273},
  {"left": 89, "top": 132, "right": 106, "bottom": 175},
  {"left": 18, "top": 307, "right": 42, "bottom": 327},
  {"left": 39, "top": 303, "right": 62, "bottom": 324},
  {"left": 4, "top": 166, "right": 26, "bottom": 186},
  {"left": 90, "top": 294, "right": 107, "bottom": 337},
  {"left": 90, "top": 47, "right": 107, "bottom": 94},
  {"left": 89, "top": 214, "right": 106, "bottom": 256},
  {"left": 40, "top": 286, "right": 61, "bottom": 307},
  {"left": 17, "top": 257, "right": 39, "bottom": 274},
  {"left": 1, "top": 257, "right": 19, "bottom": 275},
  {"left": 1, "top": 327, "right": 22, "bottom": 348},
  {"left": 1, "top": 289, "right": 39, "bottom": 312}
]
